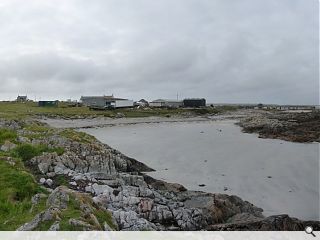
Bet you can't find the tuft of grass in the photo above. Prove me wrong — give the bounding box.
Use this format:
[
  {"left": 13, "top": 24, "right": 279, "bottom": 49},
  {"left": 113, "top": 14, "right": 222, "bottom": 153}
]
[
  {"left": 13, "top": 144, "right": 65, "bottom": 161},
  {"left": 93, "top": 209, "right": 116, "bottom": 230},
  {"left": 0, "top": 128, "right": 17, "bottom": 145},
  {"left": 55, "top": 175, "right": 69, "bottom": 186},
  {"left": 59, "top": 196, "right": 83, "bottom": 231},
  {"left": 14, "top": 144, "right": 42, "bottom": 161}
]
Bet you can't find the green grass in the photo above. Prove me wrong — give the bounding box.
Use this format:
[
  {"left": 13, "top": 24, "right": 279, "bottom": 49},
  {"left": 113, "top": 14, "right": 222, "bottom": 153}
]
[
  {"left": 0, "top": 128, "right": 17, "bottom": 144},
  {"left": 55, "top": 175, "right": 69, "bottom": 186},
  {"left": 59, "top": 196, "right": 83, "bottom": 231},
  {"left": 13, "top": 143, "right": 65, "bottom": 161},
  {"left": 0, "top": 159, "right": 47, "bottom": 230},
  {"left": 93, "top": 209, "right": 116, "bottom": 230}
]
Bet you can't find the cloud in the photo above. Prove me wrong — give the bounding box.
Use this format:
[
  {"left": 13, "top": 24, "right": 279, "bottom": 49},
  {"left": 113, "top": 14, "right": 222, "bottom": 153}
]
[{"left": 0, "top": 0, "right": 318, "bottom": 104}]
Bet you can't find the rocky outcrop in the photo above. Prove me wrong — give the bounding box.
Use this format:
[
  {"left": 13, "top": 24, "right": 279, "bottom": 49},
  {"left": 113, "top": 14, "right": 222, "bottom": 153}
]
[
  {"left": 17, "top": 207, "right": 61, "bottom": 231},
  {"left": 207, "top": 215, "right": 320, "bottom": 231},
  {"left": 238, "top": 111, "right": 320, "bottom": 142},
  {"left": 17, "top": 186, "right": 117, "bottom": 231}
]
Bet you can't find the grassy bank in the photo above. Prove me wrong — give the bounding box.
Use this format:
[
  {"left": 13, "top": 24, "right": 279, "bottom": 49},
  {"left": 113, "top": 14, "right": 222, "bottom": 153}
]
[
  {"left": 0, "top": 121, "right": 118, "bottom": 230},
  {"left": 0, "top": 101, "right": 238, "bottom": 120}
]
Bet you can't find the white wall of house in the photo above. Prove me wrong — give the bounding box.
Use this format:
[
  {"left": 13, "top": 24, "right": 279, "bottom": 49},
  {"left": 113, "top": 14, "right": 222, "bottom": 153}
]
[
  {"left": 115, "top": 100, "right": 134, "bottom": 108},
  {"left": 150, "top": 101, "right": 164, "bottom": 107}
]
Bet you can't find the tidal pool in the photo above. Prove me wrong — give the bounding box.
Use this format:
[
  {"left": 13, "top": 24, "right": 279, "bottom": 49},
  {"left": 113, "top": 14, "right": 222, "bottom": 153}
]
[{"left": 81, "top": 120, "right": 319, "bottom": 220}]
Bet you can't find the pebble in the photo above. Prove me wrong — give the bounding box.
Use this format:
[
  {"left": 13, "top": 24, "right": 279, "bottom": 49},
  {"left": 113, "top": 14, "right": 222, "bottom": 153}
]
[{"left": 39, "top": 178, "right": 46, "bottom": 184}]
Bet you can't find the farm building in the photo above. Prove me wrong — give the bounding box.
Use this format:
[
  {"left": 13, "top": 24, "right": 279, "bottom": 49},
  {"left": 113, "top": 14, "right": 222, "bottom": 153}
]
[
  {"left": 183, "top": 98, "right": 206, "bottom": 107},
  {"left": 149, "top": 99, "right": 183, "bottom": 108},
  {"left": 38, "top": 100, "right": 59, "bottom": 107},
  {"left": 80, "top": 96, "right": 134, "bottom": 109}
]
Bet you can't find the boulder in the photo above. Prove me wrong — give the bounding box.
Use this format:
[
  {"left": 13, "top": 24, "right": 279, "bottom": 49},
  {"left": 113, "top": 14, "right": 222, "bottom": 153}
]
[
  {"left": 0, "top": 141, "right": 16, "bottom": 152},
  {"left": 46, "top": 179, "right": 53, "bottom": 187},
  {"left": 48, "top": 221, "right": 60, "bottom": 231},
  {"left": 46, "top": 186, "right": 70, "bottom": 209}
]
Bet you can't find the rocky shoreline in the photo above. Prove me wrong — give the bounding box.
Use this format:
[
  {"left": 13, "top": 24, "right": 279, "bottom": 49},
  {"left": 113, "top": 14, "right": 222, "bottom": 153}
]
[
  {"left": 0, "top": 117, "right": 319, "bottom": 231},
  {"left": 238, "top": 110, "right": 320, "bottom": 143}
]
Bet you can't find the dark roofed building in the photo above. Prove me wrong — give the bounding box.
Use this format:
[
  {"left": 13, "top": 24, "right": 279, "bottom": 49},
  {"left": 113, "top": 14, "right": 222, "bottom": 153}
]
[
  {"left": 183, "top": 98, "right": 206, "bottom": 107},
  {"left": 38, "top": 100, "right": 59, "bottom": 107}
]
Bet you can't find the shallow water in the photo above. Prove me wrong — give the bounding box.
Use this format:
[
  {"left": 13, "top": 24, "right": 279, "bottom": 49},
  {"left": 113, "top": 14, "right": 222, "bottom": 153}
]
[{"left": 81, "top": 120, "right": 319, "bottom": 220}]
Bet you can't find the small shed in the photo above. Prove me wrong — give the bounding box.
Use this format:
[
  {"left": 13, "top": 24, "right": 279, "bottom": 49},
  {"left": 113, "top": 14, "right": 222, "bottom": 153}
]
[{"left": 38, "top": 101, "right": 59, "bottom": 107}]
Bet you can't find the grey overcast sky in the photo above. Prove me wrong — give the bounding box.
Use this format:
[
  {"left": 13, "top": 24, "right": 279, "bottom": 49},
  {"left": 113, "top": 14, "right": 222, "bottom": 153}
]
[{"left": 0, "top": 0, "right": 318, "bottom": 104}]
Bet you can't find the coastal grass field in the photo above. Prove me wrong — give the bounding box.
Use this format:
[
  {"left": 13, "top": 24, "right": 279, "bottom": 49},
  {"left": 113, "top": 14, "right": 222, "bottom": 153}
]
[{"left": 0, "top": 101, "right": 237, "bottom": 120}]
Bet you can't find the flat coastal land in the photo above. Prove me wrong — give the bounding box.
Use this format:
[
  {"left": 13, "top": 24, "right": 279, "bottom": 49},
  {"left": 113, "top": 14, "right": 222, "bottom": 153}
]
[{"left": 0, "top": 102, "right": 319, "bottom": 231}]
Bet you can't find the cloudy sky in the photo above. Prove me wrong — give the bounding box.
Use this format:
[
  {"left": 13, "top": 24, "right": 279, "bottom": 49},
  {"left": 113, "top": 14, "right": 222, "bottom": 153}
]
[{"left": 0, "top": 0, "right": 318, "bottom": 104}]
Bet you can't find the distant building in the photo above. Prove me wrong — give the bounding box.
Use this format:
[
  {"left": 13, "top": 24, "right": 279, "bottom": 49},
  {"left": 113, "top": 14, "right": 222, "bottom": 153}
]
[
  {"left": 16, "top": 95, "right": 27, "bottom": 102},
  {"left": 38, "top": 100, "right": 59, "bottom": 107},
  {"left": 134, "top": 99, "right": 149, "bottom": 107},
  {"left": 149, "top": 99, "right": 183, "bottom": 108},
  {"left": 80, "top": 95, "right": 134, "bottom": 109},
  {"left": 183, "top": 98, "right": 206, "bottom": 108}
]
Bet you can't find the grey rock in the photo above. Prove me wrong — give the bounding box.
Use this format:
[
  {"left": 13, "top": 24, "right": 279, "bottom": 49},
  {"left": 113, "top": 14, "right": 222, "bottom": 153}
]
[
  {"left": 47, "top": 172, "right": 56, "bottom": 178},
  {"left": 103, "top": 222, "right": 114, "bottom": 231},
  {"left": 46, "top": 179, "right": 53, "bottom": 187},
  {"left": 39, "top": 178, "right": 46, "bottom": 184},
  {"left": 48, "top": 221, "right": 60, "bottom": 231},
  {"left": 85, "top": 185, "right": 92, "bottom": 193},
  {"left": 69, "top": 219, "right": 93, "bottom": 230},
  {"left": 16, "top": 207, "right": 61, "bottom": 231},
  {"left": 0, "top": 141, "right": 16, "bottom": 152},
  {"left": 69, "top": 181, "right": 77, "bottom": 186},
  {"left": 38, "top": 162, "right": 51, "bottom": 174},
  {"left": 46, "top": 186, "right": 70, "bottom": 209},
  {"left": 112, "top": 209, "right": 156, "bottom": 231},
  {"left": 91, "top": 183, "right": 113, "bottom": 196},
  {"left": 227, "top": 212, "right": 264, "bottom": 223}
]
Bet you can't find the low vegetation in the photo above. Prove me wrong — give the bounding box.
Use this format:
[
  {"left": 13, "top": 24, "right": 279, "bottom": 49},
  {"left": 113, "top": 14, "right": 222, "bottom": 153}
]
[
  {"left": 0, "top": 158, "right": 47, "bottom": 230},
  {"left": 0, "top": 101, "right": 239, "bottom": 120},
  {"left": 14, "top": 144, "right": 64, "bottom": 161},
  {"left": 0, "top": 128, "right": 17, "bottom": 145}
]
